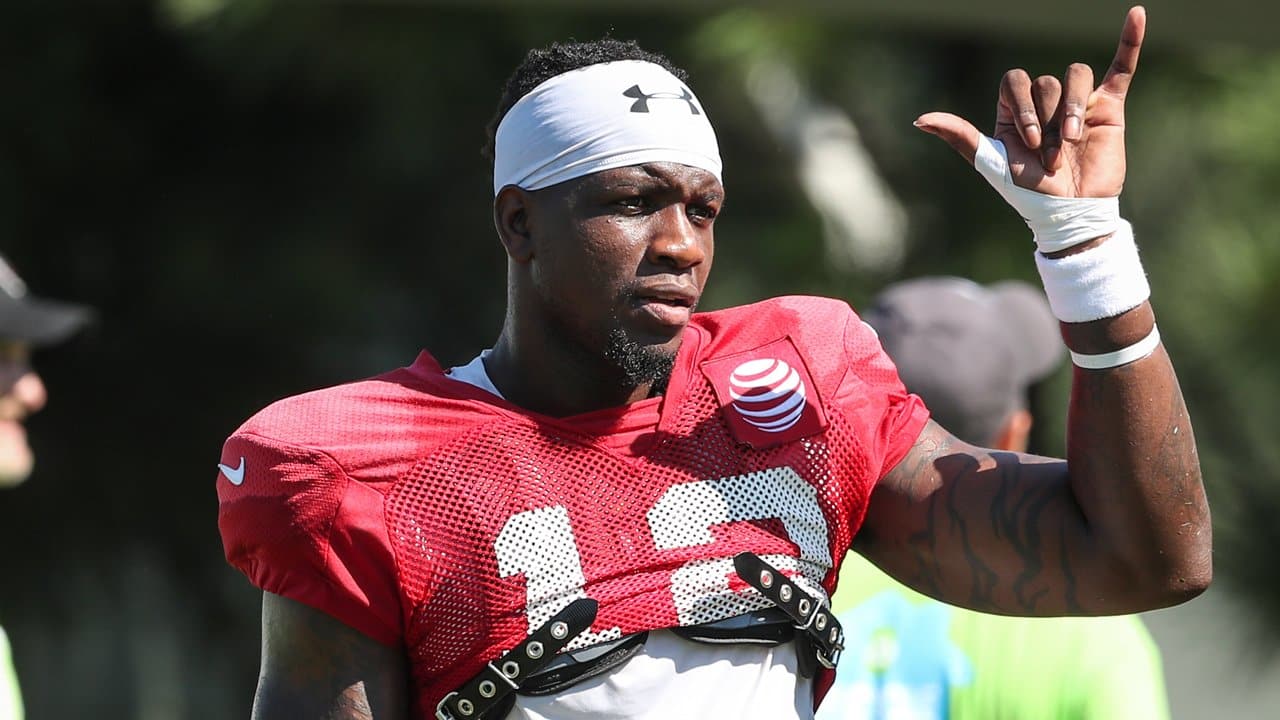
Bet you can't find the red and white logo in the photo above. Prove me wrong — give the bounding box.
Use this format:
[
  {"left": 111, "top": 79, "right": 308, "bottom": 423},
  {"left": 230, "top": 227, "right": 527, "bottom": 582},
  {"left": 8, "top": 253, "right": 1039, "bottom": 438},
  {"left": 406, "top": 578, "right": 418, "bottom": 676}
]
[
  {"left": 701, "top": 337, "right": 828, "bottom": 449},
  {"left": 728, "top": 358, "right": 807, "bottom": 433}
]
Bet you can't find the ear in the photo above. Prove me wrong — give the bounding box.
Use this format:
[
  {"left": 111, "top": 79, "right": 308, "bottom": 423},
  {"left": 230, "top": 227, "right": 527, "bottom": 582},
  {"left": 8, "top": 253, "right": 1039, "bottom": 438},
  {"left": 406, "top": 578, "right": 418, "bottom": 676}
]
[
  {"left": 992, "top": 408, "right": 1034, "bottom": 453},
  {"left": 494, "top": 186, "right": 535, "bottom": 263}
]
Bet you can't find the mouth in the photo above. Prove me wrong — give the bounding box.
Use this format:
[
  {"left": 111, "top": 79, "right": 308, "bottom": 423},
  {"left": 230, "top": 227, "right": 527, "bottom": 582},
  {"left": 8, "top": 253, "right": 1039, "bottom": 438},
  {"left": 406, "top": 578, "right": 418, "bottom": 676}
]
[{"left": 630, "top": 285, "right": 699, "bottom": 330}]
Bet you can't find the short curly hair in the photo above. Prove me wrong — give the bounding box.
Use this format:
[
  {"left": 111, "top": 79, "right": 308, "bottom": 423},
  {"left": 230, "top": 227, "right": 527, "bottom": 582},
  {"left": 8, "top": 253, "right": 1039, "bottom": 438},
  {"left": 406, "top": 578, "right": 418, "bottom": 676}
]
[{"left": 481, "top": 38, "right": 689, "bottom": 168}]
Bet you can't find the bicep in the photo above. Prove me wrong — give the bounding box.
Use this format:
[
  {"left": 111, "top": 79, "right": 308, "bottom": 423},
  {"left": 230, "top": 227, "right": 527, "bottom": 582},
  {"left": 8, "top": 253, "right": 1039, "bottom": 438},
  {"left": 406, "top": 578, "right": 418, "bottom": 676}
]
[
  {"left": 852, "top": 420, "right": 1114, "bottom": 616},
  {"left": 253, "top": 592, "right": 410, "bottom": 720}
]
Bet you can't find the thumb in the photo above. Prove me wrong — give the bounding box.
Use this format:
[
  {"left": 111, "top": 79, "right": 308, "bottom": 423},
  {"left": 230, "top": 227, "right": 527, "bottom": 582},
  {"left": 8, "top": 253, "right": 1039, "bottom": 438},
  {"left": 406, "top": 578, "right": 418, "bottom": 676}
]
[{"left": 914, "top": 112, "right": 982, "bottom": 165}]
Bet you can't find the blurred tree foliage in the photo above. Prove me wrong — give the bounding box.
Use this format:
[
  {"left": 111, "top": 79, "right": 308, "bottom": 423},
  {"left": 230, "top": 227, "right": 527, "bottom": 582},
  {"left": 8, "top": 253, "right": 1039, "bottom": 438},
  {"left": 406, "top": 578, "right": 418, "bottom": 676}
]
[{"left": 0, "top": 1, "right": 1275, "bottom": 716}]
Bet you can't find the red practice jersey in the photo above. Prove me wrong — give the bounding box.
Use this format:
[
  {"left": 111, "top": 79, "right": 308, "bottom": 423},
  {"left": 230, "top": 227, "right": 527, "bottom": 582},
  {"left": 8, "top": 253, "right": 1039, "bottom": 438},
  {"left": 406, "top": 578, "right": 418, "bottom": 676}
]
[{"left": 217, "top": 295, "right": 929, "bottom": 716}]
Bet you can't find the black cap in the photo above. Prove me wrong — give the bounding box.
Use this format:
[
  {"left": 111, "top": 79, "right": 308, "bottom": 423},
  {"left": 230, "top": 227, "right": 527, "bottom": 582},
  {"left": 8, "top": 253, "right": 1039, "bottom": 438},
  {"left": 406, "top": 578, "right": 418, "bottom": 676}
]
[
  {"left": 0, "top": 255, "right": 92, "bottom": 347},
  {"left": 862, "top": 277, "right": 1063, "bottom": 446}
]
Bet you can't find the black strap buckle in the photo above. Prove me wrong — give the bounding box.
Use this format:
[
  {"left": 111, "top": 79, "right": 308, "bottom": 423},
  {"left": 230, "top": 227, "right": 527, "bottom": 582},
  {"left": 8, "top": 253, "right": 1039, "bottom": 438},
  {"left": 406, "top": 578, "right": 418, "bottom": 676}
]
[
  {"left": 435, "top": 598, "right": 598, "bottom": 720},
  {"left": 732, "top": 552, "right": 844, "bottom": 675},
  {"left": 670, "top": 607, "right": 795, "bottom": 646},
  {"left": 518, "top": 631, "right": 649, "bottom": 696}
]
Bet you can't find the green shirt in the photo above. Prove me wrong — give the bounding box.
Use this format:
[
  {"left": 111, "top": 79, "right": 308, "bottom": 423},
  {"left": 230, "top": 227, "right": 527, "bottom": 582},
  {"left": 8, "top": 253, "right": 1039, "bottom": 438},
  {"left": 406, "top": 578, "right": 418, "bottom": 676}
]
[
  {"left": 0, "top": 624, "right": 22, "bottom": 720},
  {"left": 817, "top": 554, "right": 1169, "bottom": 720}
]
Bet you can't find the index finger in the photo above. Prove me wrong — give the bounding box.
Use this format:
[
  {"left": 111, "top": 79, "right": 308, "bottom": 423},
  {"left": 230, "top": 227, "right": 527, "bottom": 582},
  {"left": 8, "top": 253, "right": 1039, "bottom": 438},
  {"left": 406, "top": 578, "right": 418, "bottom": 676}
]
[{"left": 1100, "top": 6, "right": 1146, "bottom": 97}]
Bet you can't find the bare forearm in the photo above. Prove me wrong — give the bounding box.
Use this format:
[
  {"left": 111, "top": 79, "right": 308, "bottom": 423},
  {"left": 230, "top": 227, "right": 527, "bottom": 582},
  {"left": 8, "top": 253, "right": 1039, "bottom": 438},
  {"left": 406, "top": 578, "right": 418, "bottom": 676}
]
[{"left": 1061, "top": 301, "right": 1212, "bottom": 608}]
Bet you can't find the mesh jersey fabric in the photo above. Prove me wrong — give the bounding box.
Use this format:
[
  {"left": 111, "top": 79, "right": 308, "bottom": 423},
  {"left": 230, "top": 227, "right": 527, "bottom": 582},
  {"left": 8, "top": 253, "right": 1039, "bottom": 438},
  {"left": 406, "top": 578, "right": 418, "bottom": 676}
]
[{"left": 217, "top": 295, "right": 930, "bottom": 716}]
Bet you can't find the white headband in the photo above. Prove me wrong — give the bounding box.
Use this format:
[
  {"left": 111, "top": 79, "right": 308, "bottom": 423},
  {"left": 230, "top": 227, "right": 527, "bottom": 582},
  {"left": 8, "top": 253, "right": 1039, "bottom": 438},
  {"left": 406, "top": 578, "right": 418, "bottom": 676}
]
[{"left": 492, "top": 60, "right": 723, "bottom": 196}]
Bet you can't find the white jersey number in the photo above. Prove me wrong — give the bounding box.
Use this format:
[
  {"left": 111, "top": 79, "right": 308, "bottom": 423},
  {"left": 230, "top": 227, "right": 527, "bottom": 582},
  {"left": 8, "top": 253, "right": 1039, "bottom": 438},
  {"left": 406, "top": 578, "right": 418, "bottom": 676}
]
[
  {"left": 494, "top": 505, "right": 624, "bottom": 648},
  {"left": 649, "top": 467, "right": 831, "bottom": 625},
  {"left": 494, "top": 467, "right": 832, "bottom": 637}
]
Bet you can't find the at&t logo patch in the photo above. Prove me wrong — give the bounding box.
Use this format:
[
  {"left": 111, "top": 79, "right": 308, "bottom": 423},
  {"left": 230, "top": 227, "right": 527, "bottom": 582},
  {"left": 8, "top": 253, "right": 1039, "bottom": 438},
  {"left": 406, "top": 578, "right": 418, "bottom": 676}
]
[
  {"left": 729, "top": 358, "right": 807, "bottom": 433},
  {"left": 701, "top": 337, "right": 828, "bottom": 448}
]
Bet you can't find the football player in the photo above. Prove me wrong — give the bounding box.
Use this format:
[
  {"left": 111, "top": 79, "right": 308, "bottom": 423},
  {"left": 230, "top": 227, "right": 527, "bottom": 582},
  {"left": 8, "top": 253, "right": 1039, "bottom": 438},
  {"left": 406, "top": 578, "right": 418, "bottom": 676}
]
[{"left": 217, "top": 7, "right": 1210, "bottom": 719}]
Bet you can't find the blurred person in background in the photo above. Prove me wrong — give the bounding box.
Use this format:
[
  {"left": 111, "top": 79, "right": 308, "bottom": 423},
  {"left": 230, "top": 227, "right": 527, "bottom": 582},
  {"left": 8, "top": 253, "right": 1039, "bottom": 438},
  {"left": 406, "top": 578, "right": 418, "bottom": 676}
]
[
  {"left": 0, "top": 254, "right": 91, "bottom": 720},
  {"left": 216, "top": 7, "right": 1210, "bottom": 719},
  {"left": 819, "top": 277, "right": 1168, "bottom": 720}
]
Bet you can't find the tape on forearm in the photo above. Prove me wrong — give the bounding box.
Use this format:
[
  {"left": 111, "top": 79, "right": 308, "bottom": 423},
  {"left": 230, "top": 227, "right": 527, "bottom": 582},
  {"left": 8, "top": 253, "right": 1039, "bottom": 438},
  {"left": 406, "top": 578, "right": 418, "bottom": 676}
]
[
  {"left": 1070, "top": 324, "right": 1161, "bottom": 370},
  {"left": 974, "top": 135, "right": 1120, "bottom": 253},
  {"left": 1034, "top": 220, "right": 1150, "bottom": 323}
]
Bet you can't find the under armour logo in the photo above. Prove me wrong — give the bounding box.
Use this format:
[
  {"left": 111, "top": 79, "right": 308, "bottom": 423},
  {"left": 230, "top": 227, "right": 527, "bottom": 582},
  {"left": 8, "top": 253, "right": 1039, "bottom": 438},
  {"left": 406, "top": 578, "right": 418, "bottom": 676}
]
[{"left": 622, "top": 84, "right": 701, "bottom": 115}]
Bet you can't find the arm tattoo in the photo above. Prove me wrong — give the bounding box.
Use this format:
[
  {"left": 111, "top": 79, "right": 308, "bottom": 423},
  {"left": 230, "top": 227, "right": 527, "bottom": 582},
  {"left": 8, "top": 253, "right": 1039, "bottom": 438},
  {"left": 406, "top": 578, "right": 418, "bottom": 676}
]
[
  {"left": 988, "top": 454, "right": 1065, "bottom": 613},
  {"left": 904, "top": 492, "right": 943, "bottom": 600},
  {"left": 327, "top": 686, "right": 374, "bottom": 720},
  {"left": 941, "top": 454, "right": 999, "bottom": 611},
  {"left": 862, "top": 423, "right": 1087, "bottom": 615}
]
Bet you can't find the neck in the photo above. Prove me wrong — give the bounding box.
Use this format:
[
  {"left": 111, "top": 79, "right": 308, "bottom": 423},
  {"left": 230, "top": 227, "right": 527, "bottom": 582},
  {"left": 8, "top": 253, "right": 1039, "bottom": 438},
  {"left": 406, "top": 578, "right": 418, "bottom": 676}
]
[{"left": 486, "top": 321, "right": 658, "bottom": 418}]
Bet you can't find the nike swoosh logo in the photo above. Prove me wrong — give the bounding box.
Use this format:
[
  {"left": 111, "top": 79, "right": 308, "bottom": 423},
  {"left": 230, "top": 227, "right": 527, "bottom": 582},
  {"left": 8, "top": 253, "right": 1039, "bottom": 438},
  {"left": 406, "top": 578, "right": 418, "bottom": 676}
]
[{"left": 218, "top": 457, "right": 245, "bottom": 486}]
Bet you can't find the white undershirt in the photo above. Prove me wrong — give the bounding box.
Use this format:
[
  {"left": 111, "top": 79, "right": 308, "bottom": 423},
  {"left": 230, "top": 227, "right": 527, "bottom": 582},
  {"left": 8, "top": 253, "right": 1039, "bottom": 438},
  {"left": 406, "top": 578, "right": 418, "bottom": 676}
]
[
  {"left": 447, "top": 349, "right": 505, "bottom": 399},
  {"left": 509, "top": 631, "right": 813, "bottom": 720},
  {"left": 446, "top": 352, "right": 814, "bottom": 719}
]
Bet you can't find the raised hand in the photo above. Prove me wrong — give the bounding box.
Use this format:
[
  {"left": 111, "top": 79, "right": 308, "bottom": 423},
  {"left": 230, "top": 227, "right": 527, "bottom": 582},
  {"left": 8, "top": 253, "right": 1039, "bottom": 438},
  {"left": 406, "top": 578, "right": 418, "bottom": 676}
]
[{"left": 915, "top": 6, "right": 1145, "bottom": 200}]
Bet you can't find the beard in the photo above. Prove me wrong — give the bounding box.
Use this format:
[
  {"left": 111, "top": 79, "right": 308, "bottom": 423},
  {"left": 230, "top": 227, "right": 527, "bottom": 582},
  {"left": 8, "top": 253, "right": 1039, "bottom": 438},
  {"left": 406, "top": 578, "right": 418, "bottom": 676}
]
[
  {"left": 602, "top": 324, "right": 677, "bottom": 394},
  {"left": 536, "top": 279, "right": 685, "bottom": 395}
]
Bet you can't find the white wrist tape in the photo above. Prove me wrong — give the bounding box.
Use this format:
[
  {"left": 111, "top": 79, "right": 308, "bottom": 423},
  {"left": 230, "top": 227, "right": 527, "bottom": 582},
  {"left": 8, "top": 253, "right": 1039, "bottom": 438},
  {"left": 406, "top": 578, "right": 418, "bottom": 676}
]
[
  {"left": 1070, "top": 324, "right": 1161, "bottom": 370},
  {"left": 974, "top": 135, "right": 1121, "bottom": 253},
  {"left": 1034, "top": 220, "right": 1150, "bottom": 323}
]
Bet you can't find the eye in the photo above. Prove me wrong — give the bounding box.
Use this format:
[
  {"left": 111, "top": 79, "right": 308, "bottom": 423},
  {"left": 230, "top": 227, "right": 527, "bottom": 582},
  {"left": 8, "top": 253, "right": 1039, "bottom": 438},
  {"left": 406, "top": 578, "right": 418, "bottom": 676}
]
[
  {"left": 615, "top": 195, "right": 648, "bottom": 213},
  {"left": 688, "top": 202, "right": 719, "bottom": 223}
]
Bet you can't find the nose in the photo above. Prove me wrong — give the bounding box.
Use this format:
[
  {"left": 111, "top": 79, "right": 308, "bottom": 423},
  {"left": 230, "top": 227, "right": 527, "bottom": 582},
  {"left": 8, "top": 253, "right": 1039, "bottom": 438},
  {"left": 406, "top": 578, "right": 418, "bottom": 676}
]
[
  {"left": 12, "top": 372, "right": 47, "bottom": 414},
  {"left": 645, "top": 205, "right": 707, "bottom": 271}
]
